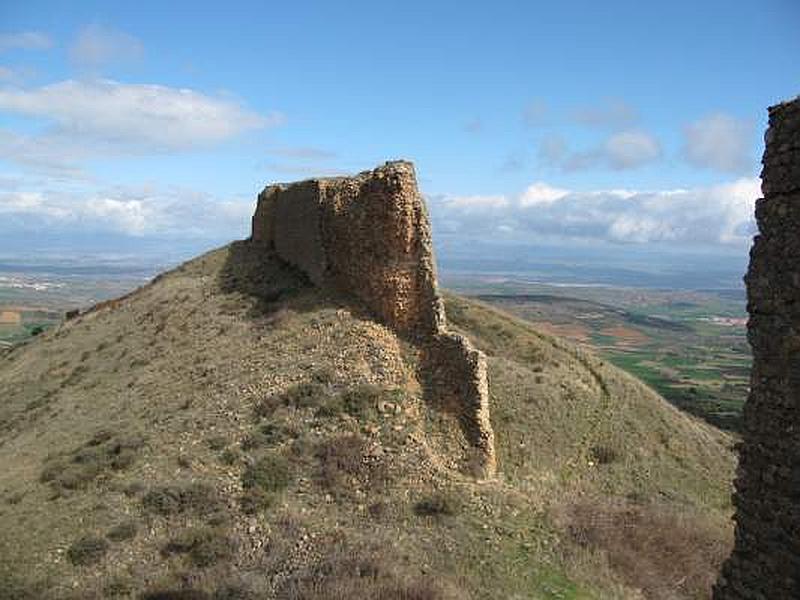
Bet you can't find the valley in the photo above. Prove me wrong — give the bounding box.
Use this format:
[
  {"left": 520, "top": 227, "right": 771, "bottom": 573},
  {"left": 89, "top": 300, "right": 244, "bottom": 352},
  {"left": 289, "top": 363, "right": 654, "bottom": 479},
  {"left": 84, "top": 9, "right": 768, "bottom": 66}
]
[{"left": 445, "top": 274, "right": 750, "bottom": 432}]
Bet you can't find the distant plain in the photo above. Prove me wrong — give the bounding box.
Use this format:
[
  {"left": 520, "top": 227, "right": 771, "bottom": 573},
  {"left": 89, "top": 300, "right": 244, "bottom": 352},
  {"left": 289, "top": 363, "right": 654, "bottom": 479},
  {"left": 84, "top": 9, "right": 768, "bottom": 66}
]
[{"left": 444, "top": 274, "right": 749, "bottom": 432}]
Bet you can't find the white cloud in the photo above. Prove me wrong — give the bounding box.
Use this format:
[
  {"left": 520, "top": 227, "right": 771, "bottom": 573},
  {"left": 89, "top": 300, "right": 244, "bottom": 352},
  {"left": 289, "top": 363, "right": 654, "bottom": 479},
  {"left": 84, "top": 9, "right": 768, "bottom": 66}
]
[
  {"left": 603, "top": 130, "right": 661, "bottom": 169},
  {"left": 0, "top": 185, "right": 253, "bottom": 238},
  {"left": 683, "top": 113, "right": 755, "bottom": 173},
  {"left": 0, "top": 79, "right": 278, "bottom": 151},
  {"left": 0, "top": 32, "right": 53, "bottom": 52},
  {"left": 0, "top": 80, "right": 283, "bottom": 175},
  {"left": 0, "top": 173, "right": 761, "bottom": 259},
  {"left": 710, "top": 177, "right": 762, "bottom": 243},
  {"left": 519, "top": 182, "right": 568, "bottom": 206},
  {"left": 0, "top": 128, "right": 88, "bottom": 178},
  {"left": 429, "top": 177, "right": 760, "bottom": 247},
  {"left": 542, "top": 129, "right": 662, "bottom": 171},
  {"left": 443, "top": 194, "right": 509, "bottom": 211},
  {"left": 82, "top": 197, "right": 152, "bottom": 235},
  {"left": 69, "top": 25, "right": 144, "bottom": 69}
]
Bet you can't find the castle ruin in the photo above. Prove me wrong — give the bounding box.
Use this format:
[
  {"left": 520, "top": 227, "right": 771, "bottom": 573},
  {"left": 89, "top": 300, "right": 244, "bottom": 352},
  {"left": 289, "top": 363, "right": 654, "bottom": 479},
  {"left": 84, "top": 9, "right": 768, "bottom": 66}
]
[
  {"left": 251, "top": 161, "right": 496, "bottom": 477},
  {"left": 714, "top": 97, "right": 800, "bottom": 598}
]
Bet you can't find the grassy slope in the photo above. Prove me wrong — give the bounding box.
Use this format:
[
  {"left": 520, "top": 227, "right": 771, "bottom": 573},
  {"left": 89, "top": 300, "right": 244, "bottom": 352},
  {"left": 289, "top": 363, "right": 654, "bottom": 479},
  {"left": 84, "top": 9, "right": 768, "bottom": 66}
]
[{"left": 0, "top": 242, "right": 735, "bottom": 600}]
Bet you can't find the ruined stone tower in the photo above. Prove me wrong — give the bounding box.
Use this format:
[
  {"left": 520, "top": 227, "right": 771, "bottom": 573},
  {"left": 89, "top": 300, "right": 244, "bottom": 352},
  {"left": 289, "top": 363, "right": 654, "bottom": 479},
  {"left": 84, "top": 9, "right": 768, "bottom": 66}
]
[
  {"left": 714, "top": 97, "right": 800, "bottom": 598},
  {"left": 251, "top": 160, "right": 496, "bottom": 477}
]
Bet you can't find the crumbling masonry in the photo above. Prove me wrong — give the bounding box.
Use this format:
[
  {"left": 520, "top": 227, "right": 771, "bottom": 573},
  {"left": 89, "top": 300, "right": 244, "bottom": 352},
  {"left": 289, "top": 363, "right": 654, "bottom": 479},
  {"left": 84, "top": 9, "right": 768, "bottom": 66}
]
[
  {"left": 714, "top": 97, "right": 800, "bottom": 598},
  {"left": 251, "top": 161, "right": 496, "bottom": 477}
]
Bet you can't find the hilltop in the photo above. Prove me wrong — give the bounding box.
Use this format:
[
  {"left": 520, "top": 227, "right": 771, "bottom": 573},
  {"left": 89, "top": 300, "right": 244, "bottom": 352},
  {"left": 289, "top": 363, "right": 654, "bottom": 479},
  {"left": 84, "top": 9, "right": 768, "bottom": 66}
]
[{"left": 0, "top": 240, "right": 735, "bottom": 599}]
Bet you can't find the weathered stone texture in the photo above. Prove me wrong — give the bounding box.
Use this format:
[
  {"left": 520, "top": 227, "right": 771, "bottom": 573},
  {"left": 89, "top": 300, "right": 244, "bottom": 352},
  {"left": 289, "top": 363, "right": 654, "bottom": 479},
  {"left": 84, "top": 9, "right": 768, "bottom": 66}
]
[
  {"left": 714, "top": 97, "right": 800, "bottom": 599},
  {"left": 425, "top": 331, "right": 496, "bottom": 475},
  {"left": 251, "top": 161, "right": 495, "bottom": 477},
  {"left": 253, "top": 162, "right": 446, "bottom": 336}
]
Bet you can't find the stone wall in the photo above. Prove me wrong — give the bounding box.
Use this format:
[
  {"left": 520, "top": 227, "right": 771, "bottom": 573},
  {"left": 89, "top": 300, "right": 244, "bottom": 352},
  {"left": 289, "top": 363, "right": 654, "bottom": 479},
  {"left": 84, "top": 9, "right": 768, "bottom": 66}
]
[
  {"left": 252, "top": 161, "right": 495, "bottom": 477},
  {"left": 424, "top": 331, "right": 495, "bottom": 475},
  {"left": 714, "top": 97, "right": 800, "bottom": 599}
]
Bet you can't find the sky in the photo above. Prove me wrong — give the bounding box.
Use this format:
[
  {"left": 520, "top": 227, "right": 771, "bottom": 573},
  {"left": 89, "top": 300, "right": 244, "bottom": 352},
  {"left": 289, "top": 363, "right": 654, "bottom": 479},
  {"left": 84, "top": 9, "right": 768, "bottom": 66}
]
[{"left": 0, "top": 1, "right": 798, "bottom": 285}]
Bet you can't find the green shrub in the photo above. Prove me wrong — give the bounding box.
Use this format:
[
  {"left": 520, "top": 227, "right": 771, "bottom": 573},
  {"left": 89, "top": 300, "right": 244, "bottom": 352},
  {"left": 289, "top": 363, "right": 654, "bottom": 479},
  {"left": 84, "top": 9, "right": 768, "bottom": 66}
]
[
  {"left": 107, "top": 521, "right": 137, "bottom": 542},
  {"left": 413, "top": 492, "right": 461, "bottom": 518},
  {"left": 253, "top": 395, "right": 281, "bottom": 418},
  {"left": 240, "top": 423, "right": 286, "bottom": 451},
  {"left": 206, "top": 436, "right": 228, "bottom": 451},
  {"left": 239, "top": 487, "right": 274, "bottom": 515},
  {"left": 590, "top": 445, "right": 620, "bottom": 465},
  {"left": 86, "top": 430, "right": 114, "bottom": 446},
  {"left": 103, "top": 575, "right": 135, "bottom": 597},
  {"left": 162, "top": 527, "right": 232, "bottom": 567},
  {"left": 219, "top": 448, "right": 240, "bottom": 465},
  {"left": 339, "top": 384, "right": 383, "bottom": 418},
  {"left": 316, "top": 384, "right": 403, "bottom": 420},
  {"left": 241, "top": 454, "right": 291, "bottom": 494},
  {"left": 256, "top": 381, "right": 329, "bottom": 417},
  {"left": 315, "top": 434, "right": 387, "bottom": 496},
  {"left": 142, "top": 482, "right": 222, "bottom": 515},
  {"left": 40, "top": 432, "right": 145, "bottom": 492},
  {"left": 66, "top": 535, "right": 109, "bottom": 566},
  {"left": 123, "top": 481, "right": 145, "bottom": 497}
]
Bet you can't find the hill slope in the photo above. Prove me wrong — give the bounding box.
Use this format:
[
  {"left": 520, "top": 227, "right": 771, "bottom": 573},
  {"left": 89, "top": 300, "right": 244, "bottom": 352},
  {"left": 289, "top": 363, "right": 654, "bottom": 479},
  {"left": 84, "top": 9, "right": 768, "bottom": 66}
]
[{"left": 0, "top": 241, "right": 735, "bottom": 600}]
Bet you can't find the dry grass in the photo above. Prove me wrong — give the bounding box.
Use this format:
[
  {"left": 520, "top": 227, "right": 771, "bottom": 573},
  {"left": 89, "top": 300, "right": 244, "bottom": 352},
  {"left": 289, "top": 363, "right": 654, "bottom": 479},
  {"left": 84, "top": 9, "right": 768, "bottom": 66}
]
[
  {"left": 39, "top": 430, "right": 145, "bottom": 494},
  {"left": 315, "top": 434, "right": 389, "bottom": 499},
  {"left": 277, "top": 543, "right": 459, "bottom": 600},
  {"left": 0, "top": 242, "right": 736, "bottom": 599},
  {"left": 161, "top": 526, "right": 233, "bottom": 568},
  {"left": 562, "top": 498, "right": 732, "bottom": 599}
]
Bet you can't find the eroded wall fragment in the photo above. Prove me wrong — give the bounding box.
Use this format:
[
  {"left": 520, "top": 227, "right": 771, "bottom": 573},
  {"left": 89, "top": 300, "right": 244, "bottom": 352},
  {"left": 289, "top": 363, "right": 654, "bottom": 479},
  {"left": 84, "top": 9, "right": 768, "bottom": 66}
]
[{"left": 714, "top": 96, "right": 800, "bottom": 599}]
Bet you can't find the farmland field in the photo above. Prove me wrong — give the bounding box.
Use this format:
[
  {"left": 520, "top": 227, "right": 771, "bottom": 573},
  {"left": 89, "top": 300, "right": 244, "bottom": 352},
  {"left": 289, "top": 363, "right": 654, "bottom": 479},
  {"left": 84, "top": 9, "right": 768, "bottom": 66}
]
[
  {"left": 0, "top": 269, "right": 150, "bottom": 348},
  {"left": 445, "top": 274, "right": 749, "bottom": 432}
]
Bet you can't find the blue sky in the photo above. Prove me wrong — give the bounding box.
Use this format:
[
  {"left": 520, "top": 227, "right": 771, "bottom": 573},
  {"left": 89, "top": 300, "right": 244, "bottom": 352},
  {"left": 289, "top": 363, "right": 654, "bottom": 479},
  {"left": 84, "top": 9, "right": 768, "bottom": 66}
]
[{"left": 0, "top": 0, "right": 798, "bottom": 282}]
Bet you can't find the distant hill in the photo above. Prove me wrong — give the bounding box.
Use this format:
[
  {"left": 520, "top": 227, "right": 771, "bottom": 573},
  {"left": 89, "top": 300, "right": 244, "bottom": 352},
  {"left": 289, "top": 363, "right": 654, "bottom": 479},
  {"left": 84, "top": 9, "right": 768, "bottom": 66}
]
[{"left": 0, "top": 241, "right": 735, "bottom": 599}]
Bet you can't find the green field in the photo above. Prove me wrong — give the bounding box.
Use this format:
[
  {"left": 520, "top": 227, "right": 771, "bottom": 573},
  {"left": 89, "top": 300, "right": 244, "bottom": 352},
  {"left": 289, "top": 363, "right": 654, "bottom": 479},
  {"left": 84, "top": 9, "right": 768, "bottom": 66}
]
[
  {"left": 0, "top": 310, "right": 62, "bottom": 346},
  {"left": 445, "top": 277, "right": 750, "bottom": 432},
  {"left": 0, "top": 273, "right": 146, "bottom": 348}
]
